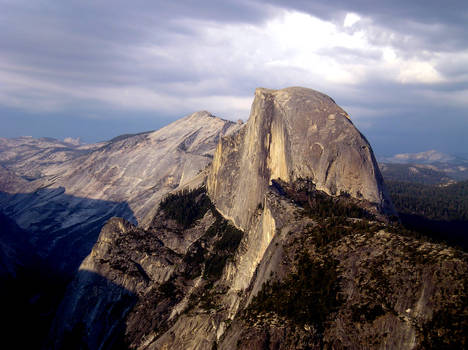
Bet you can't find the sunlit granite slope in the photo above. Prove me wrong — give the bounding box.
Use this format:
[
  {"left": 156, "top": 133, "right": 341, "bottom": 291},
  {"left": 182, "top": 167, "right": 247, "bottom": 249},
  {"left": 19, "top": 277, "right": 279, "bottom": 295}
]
[{"left": 0, "top": 112, "right": 240, "bottom": 272}]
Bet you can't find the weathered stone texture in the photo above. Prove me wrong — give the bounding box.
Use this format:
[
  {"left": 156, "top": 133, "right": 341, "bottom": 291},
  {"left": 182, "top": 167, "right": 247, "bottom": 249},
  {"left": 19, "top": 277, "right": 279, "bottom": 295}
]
[{"left": 208, "top": 87, "right": 394, "bottom": 233}]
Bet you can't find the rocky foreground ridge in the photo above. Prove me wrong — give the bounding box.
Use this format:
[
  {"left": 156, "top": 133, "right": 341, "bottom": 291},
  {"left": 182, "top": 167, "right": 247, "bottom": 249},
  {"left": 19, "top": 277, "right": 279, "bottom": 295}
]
[{"left": 49, "top": 87, "right": 467, "bottom": 350}]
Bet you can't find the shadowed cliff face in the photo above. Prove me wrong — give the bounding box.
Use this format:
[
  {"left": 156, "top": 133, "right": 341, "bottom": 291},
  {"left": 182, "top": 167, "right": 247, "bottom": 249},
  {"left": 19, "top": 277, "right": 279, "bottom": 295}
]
[
  {"left": 0, "top": 192, "right": 137, "bottom": 350},
  {"left": 0, "top": 211, "right": 30, "bottom": 278},
  {"left": 1, "top": 212, "right": 76, "bottom": 350},
  {"left": 48, "top": 269, "right": 137, "bottom": 350},
  {"left": 0, "top": 189, "right": 136, "bottom": 274},
  {"left": 50, "top": 190, "right": 245, "bottom": 350}
]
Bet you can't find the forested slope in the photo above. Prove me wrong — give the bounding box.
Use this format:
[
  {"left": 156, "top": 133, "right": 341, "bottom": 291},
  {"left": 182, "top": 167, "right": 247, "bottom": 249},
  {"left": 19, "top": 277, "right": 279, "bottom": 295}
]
[{"left": 386, "top": 180, "right": 468, "bottom": 249}]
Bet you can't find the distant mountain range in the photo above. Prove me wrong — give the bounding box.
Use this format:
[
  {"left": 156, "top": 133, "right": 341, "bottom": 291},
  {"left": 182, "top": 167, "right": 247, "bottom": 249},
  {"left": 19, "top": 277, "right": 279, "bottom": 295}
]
[
  {"left": 378, "top": 150, "right": 468, "bottom": 184},
  {"left": 380, "top": 150, "right": 458, "bottom": 164}
]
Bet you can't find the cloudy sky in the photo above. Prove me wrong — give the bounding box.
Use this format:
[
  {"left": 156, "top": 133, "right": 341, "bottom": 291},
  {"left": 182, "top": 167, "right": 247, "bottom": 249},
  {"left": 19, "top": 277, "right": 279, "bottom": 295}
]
[{"left": 1, "top": 0, "right": 467, "bottom": 155}]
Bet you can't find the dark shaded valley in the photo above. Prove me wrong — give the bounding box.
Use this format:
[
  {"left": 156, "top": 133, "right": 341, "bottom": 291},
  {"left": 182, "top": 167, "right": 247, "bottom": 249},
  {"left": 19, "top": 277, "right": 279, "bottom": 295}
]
[{"left": 386, "top": 180, "right": 468, "bottom": 250}]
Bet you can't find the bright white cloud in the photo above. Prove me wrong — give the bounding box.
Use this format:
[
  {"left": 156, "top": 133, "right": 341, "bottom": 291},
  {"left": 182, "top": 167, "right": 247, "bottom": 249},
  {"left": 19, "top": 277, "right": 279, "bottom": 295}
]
[
  {"left": 397, "top": 60, "right": 444, "bottom": 83},
  {"left": 344, "top": 12, "right": 361, "bottom": 28},
  {"left": 191, "top": 10, "right": 447, "bottom": 87}
]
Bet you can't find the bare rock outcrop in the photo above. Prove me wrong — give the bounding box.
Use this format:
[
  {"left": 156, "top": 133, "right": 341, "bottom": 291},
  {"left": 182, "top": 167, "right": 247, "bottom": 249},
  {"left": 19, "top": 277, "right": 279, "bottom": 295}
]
[
  {"left": 49, "top": 189, "right": 241, "bottom": 350},
  {"left": 208, "top": 87, "right": 393, "bottom": 232},
  {"left": 217, "top": 185, "right": 468, "bottom": 350},
  {"left": 48, "top": 217, "right": 182, "bottom": 349},
  {"left": 206, "top": 86, "right": 395, "bottom": 296}
]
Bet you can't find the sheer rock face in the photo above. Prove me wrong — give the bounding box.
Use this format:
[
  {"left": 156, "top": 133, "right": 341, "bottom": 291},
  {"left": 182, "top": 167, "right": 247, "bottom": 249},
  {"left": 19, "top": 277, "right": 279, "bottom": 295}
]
[
  {"left": 208, "top": 87, "right": 393, "bottom": 232},
  {"left": 207, "top": 86, "right": 394, "bottom": 300}
]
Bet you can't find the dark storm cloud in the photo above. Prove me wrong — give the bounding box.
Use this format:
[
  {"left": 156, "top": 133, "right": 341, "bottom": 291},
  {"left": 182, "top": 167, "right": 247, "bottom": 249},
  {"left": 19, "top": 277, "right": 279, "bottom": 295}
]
[
  {"left": 0, "top": 0, "right": 467, "bottom": 155},
  {"left": 0, "top": 0, "right": 270, "bottom": 86},
  {"left": 1, "top": 0, "right": 464, "bottom": 91}
]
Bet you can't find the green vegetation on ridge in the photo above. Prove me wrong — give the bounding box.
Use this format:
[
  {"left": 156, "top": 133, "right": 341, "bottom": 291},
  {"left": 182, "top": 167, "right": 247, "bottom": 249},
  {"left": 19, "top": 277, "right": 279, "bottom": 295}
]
[
  {"left": 387, "top": 180, "right": 468, "bottom": 222},
  {"left": 159, "top": 187, "right": 212, "bottom": 228},
  {"left": 272, "top": 179, "right": 375, "bottom": 220},
  {"left": 386, "top": 180, "right": 468, "bottom": 250},
  {"left": 243, "top": 179, "right": 467, "bottom": 349},
  {"left": 247, "top": 254, "right": 341, "bottom": 330}
]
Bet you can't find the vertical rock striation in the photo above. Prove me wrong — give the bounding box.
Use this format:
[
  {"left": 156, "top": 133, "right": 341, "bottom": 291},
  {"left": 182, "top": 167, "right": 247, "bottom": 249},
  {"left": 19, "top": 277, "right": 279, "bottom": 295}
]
[
  {"left": 207, "top": 86, "right": 395, "bottom": 296},
  {"left": 208, "top": 87, "right": 393, "bottom": 232}
]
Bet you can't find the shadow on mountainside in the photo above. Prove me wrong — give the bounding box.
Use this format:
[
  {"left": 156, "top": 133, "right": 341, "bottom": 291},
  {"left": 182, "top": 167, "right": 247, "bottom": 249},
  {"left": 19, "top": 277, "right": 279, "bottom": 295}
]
[
  {"left": 0, "top": 187, "right": 137, "bottom": 275},
  {"left": 1, "top": 211, "right": 70, "bottom": 349},
  {"left": 47, "top": 270, "right": 137, "bottom": 350},
  {"left": 1, "top": 263, "right": 75, "bottom": 349},
  {"left": 0, "top": 190, "right": 137, "bottom": 349},
  {"left": 1, "top": 269, "right": 136, "bottom": 350},
  {"left": 398, "top": 213, "right": 468, "bottom": 251},
  {"left": 48, "top": 187, "right": 246, "bottom": 350},
  {"left": 386, "top": 180, "right": 468, "bottom": 251}
]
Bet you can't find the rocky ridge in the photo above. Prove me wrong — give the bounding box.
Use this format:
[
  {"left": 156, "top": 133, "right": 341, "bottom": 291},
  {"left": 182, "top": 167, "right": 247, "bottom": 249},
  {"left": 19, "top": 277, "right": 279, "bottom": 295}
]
[
  {"left": 0, "top": 136, "right": 102, "bottom": 182},
  {"left": 47, "top": 87, "right": 467, "bottom": 350},
  {"left": 51, "top": 183, "right": 467, "bottom": 349},
  {"left": 2, "top": 87, "right": 466, "bottom": 349},
  {"left": 0, "top": 111, "right": 240, "bottom": 273}
]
